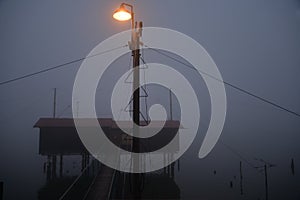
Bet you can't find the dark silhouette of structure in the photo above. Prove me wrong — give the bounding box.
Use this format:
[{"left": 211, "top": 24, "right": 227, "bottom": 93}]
[{"left": 34, "top": 118, "right": 181, "bottom": 199}]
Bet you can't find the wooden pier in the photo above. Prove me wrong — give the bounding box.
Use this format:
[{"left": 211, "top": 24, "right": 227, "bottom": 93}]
[
  {"left": 34, "top": 118, "right": 181, "bottom": 199},
  {"left": 84, "top": 166, "right": 115, "bottom": 200}
]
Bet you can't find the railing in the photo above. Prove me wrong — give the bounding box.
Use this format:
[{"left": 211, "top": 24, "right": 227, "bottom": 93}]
[
  {"left": 108, "top": 170, "right": 132, "bottom": 199},
  {"left": 107, "top": 169, "right": 118, "bottom": 199},
  {"left": 58, "top": 158, "right": 101, "bottom": 200}
]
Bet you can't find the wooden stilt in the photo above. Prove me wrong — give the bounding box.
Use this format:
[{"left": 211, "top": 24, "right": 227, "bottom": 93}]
[
  {"left": 59, "top": 155, "right": 63, "bottom": 177},
  {"left": 52, "top": 155, "right": 57, "bottom": 179},
  {"left": 46, "top": 155, "right": 51, "bottom": 181},
  {"left": 0, "top": 181, "right": 3, "bottom": 200}
]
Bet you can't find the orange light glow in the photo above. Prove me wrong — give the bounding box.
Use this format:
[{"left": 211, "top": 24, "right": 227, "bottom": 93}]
[{"left": 113, "top": 6, "right": 132, "bottom": 21}]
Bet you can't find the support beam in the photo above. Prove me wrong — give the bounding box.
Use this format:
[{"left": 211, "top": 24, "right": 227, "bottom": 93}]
[
  {"left": 59, "top": 155, "right": 63, "bottom": 178},
  {"left": 51, "top": 155, "right": 57, "bottom": 179},
  {"left": 46, "top": 155, "right": 51, "bottom": 181},
  {"left": 81, "top": 154, "right": 85, "bottom": 171},
  {"left": 171, "top": 162, "right": 175, "bottom": 179}
]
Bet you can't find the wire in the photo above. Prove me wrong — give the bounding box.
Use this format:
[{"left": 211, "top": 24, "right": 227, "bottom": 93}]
[
  {"left": 220, "top": 141, "right": 257, "bottom": 169},
  {"left": 144, "top": 45, "right": 300, "bottom": 118},
  {"left": 0, "top": 45, "right": 128, "bottom": 86},
  {"left": 219, "top": 142, "right": 266, "bottom": 176}
]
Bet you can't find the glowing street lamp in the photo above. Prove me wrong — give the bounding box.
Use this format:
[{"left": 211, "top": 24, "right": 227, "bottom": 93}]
[
  {"left": 113, "top": 3, "right": 143, "bottom": 197},
  {"left": 113, "top": 4, "right": 132, "bottom": 21},
  {"left": 113, "top": 3, "right": 134, "bottom": 31},
  {"left": 112, "top": 2, "right": 142, "bottom": 135}
]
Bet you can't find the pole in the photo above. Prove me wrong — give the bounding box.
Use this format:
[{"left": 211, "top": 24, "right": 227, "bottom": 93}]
[
  {"left": 239, "top": 161, "right": 243, "bottom": 195},
  {"left": 0, "top": 181, "right": 3, "bottom": 200},
  {"left": 53, "top": 88, "right": 57, "bottom": 118},
  {"left": 132, "top": 29, "right": 140, "bottom": 153},
  {"left": 76, "top": 101, "right": 79, "bottom": 118},
  {"left": 169, "top": 88, "right": 173, "bottom": 121},
  {"left": 59, "top": 155, "right": 63, "bottom": 178},
  {"left": 131, "top": 20, "right": 141, "bottom": 198},
  {"left": 264, "top": 164, "right": 268, "bottom": 200},
  {"left": 46, "top": 155, "right": 51, "bottom": 181},
  {"left": 291, "top": 158, "right": 295, "bottom": 175},
  {"left": 52, "top": 155, "right": 57, "bottom": 179}
]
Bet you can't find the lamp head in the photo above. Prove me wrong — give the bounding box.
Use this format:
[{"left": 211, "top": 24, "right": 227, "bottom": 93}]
[{"left": 113, "top": 4, "right": 132, "bottom": 21}]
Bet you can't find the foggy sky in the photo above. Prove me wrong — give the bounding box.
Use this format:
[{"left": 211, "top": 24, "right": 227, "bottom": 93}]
[{"left": 0, "top": 0, "right": 300, "bottom": 199}]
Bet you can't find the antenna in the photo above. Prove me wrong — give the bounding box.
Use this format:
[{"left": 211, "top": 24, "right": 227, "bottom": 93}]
[
  {"left": 53, "top": 88, "right": 57, "bottom": 118},
  {"left": 76, "top": 101, "right": 79, "bottom": 118},
  {"left": 240, "top": 161, "right": 243, "bottom": 195},
  {"left": 169, "top": 88, "right": 173, "bottom": 121},
  {"left": 254, "top": 158, "right": 276, "bottom": 200}
]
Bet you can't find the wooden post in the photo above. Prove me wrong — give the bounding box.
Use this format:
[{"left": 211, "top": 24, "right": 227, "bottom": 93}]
[
  {"left": 76, "top": 101, "right": 79, "bottom": 118},
  {"left": 131, "top": 21, "right": 141, "bottom": 199},
  {"left": 168, "top": 154, "right": 171, "bottom": 177},
  {"left": 291, "top": 158, "right": 295, "bottom": 175},
  {"left": 81, "top": 154, "right": 85, "bottom": 171},
  {"left": 264, "top": 164, "right": 268, "bottom": 200},
  {"left": 230, "top": 181, "right": 233, "bottom": 188},
  {"left": 0, "top": 181, "right": 3, "bottom": 200},
  {"left": 171, "top": 162, "right": 175, "bottom": 179},
  {"left": 163, "top": 153, "right": 166, "bottom": 174},
  {"left": 53, "top": 88, "right": 57, "bottom": 118},
  {"left": 52, "top": 155, "right": 57, "bottom": 179},
  {"left": 46, "top": 155, "right": 51, "bottom": 181},
  {"left": 169, "top": 89, "right": 173, "bottom": 120},
  {"left": 240, "top": 161, "right": 243, "bottom": 195},
  {"left": 59, "top": 155, "right": 63, "bottom": 177}
]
